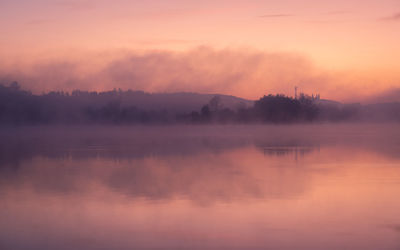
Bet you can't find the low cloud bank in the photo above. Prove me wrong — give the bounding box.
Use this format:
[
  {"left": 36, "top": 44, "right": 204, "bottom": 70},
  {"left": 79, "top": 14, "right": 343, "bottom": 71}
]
[{"left": 0, "top": 47, "right": 398, "bottom": 102}]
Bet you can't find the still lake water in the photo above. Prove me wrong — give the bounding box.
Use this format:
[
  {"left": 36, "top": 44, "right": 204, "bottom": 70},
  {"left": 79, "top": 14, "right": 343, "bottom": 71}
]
[{"left": 0, "top": 124, "right": 399, "bottom": 250}]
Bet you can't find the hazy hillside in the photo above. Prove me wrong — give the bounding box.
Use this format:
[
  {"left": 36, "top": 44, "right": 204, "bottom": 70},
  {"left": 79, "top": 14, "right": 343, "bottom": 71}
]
[
  {"left": 1, "top": 82, "right": 399, "bottom": 124},
  {"left": 117, "top": 91, "right": 254, "bottom": 113},
  {"left": 315, "top": 99, "right": 342, "bottom": 106}
]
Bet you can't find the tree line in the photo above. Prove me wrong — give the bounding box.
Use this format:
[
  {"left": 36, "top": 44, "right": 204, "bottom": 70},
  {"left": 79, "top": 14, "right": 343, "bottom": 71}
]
[{"left": 0, "top": 82, "right": 398, "bottom": 124}]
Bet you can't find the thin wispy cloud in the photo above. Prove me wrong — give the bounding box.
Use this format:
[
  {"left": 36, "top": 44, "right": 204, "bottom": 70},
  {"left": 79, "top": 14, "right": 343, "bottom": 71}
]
[
  {"left": 132, "top": 39, "right": 196, "bottom": 46},
  {"left": 56, "top": 0, "right": 96, "bottom": 11},
  {"left": 307, "top": 20, "right": 348, "bottom": 24},
  {"left": 383, "top": 224, "right": 400, "bottom": 233},
  {"left": 324, "top": 10, "right": 352, "bottom": 15},
  {"left": 26, "top": 19, "right": 53, "bottom": 25},
  {"left": 307, "top": 10, "right": 352, "bottom": 24},
  {"left": 258, "top": 14, "right": 294, "bottom": 18},
  {"left": 380, "top": 12, "right": 400, "bottom": 21}
]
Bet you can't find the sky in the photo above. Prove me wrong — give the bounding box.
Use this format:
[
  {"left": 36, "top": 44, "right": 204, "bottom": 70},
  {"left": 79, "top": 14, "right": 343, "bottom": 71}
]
[{"left": 0, "top": 0, "right": 399, "bottom": 102}]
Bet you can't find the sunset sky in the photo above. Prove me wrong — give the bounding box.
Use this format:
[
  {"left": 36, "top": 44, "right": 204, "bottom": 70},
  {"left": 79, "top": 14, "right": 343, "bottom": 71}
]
[{"left": 1, "top": 0, "right": 399, "bottom": 102}]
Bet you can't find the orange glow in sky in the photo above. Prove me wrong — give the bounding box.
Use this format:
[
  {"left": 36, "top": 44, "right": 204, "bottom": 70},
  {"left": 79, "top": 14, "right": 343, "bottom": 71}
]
[{"left": 0, "top": 0, "right": 399, "bottom": 101}]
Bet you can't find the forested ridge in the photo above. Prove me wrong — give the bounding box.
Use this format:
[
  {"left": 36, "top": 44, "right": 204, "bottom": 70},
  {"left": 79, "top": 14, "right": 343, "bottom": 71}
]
[{"left": 0, "top": 82, "right": 399, "bottom": 124}]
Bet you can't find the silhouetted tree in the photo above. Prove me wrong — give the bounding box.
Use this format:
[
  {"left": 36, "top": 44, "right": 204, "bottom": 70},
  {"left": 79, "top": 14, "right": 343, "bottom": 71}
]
[
  {"left": 201, "top": 105, "right": 211, "bottom": 121},
  {"left": 0, "top": 83, "right": 398, "bottom": 124},
  {"left": 254, "top": 94, "right": 301, "bottom": 122},
  {"left": 209, "top": 96, "right": 222, "bottom": 112}
]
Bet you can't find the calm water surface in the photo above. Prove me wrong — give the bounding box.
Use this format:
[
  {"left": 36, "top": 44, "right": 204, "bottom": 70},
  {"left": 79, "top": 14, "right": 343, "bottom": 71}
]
[{"left": 0, "top": 125, "right": 399, "bottom": 250}]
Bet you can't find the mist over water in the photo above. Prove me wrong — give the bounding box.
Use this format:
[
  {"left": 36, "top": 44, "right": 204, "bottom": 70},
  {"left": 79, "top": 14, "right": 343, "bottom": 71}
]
[
  {"left": 0, "top": 124, "right": 400, "bottom": 250},
  {"left": 2, "top": 0, "right": 400, "bottom": 249}
]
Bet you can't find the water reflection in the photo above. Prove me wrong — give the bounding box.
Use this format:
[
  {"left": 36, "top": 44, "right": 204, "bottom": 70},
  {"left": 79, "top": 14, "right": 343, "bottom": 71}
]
[
  {"left": 0, "top": 148, "right": 314, "bottom": 203},
  {"left": 0, "top": 125, "right": 400, "bottom": 250}
]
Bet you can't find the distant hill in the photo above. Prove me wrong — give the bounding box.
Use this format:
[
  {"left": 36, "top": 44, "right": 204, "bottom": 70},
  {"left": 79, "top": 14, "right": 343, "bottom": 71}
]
[
  {"left": 0, "top": 82, "right": 399, "bottom": 124},
  {"left": 116, "top": 91, "right": 254, "bottom": 113},
  {"left": 362, "top": 102, "right": 400, "bottom": 121},
  {"left": 316, "top": 97, "right": 400, "bottom": 122},
  {"left": 315, "top": 99, "right": 342, "bottom": 106}
]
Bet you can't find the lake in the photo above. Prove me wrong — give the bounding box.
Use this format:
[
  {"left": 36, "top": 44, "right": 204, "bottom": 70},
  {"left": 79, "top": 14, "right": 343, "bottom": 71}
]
[{"left": 0, "top": 124, "right": 399, "bottom": 250}]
